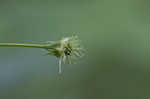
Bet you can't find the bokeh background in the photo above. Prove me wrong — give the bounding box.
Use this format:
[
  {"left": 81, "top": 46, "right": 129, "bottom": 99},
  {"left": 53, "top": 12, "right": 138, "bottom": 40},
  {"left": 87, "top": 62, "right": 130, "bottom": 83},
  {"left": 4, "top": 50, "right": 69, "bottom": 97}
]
[{"left": 0, "top": 0, "right": 150, "bottom": 99}]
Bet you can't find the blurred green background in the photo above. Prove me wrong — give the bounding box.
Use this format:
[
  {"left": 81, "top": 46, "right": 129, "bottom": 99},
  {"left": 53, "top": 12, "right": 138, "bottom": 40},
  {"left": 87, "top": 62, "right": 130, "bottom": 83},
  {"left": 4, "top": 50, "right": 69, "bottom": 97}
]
[{"left": 0, "top": 0, "right": 150, "bottom": 99}]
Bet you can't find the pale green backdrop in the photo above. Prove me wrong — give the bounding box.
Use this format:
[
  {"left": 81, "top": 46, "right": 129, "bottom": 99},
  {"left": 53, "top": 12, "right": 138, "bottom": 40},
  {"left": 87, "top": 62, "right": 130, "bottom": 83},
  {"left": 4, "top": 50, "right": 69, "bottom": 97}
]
[{"left": 0, "top": 0, "right": 150, "bottom": 99}]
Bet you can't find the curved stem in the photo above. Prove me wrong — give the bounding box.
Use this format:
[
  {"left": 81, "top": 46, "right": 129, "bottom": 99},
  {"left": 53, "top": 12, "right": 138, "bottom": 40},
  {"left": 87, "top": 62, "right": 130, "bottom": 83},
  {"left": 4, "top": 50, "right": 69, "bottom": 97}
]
[{"left": 0, "top": 43, "right": 54, "bottom": 49}]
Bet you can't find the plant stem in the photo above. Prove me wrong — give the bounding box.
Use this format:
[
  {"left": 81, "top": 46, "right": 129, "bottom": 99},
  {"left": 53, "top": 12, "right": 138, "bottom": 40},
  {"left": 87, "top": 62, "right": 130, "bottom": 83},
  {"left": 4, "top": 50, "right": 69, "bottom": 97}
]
[{"left": 0, "top": 43, "right": 54, "bottom": 49}]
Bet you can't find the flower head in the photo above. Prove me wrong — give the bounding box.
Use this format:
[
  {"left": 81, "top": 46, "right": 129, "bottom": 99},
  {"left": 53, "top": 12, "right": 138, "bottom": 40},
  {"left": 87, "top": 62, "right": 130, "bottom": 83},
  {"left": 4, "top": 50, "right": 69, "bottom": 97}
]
[
  {"left": 46, "top": 36, "right": 84, "bottom": 73},
  {"left": 59, "top": 36, "right": 84, "bottom": 63}
]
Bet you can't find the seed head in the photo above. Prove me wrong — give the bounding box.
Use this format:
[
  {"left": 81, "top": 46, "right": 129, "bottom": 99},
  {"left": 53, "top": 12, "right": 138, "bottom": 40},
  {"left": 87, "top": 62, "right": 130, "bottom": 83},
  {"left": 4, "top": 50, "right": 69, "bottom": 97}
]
[
  {"left": 59, "top": 36, "right": 84, "bottom": 63},
  {"left": 46, "top": 36, "right": 84, "bottom": 73}
]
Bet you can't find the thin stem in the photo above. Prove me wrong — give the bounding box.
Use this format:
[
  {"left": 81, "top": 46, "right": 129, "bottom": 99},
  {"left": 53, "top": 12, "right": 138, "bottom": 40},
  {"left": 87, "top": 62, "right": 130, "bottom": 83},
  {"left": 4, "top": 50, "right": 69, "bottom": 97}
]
[
  {"left": 0, "top": 43, "right": 54, "bottom": 49},
  {"left": 59, "top": 59, "right": 62, "bottom": 74}
]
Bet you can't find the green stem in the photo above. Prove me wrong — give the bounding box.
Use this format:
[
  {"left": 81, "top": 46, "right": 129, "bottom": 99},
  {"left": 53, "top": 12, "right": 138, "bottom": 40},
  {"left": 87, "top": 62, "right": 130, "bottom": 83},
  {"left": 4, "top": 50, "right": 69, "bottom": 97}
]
[{"left": 0, "top": 43, "right": 54, "bottom": 49}]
